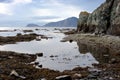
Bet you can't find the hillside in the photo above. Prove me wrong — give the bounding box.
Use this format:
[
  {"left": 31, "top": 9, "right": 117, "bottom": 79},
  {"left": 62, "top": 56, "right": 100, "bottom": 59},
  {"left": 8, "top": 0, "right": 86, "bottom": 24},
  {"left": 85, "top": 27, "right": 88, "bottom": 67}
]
[
  {"left": 43, "top": 17, "right": 78, "bottom": 27},
  {"left": 26, "top": 24, "right": 40, "bottom": 27}
]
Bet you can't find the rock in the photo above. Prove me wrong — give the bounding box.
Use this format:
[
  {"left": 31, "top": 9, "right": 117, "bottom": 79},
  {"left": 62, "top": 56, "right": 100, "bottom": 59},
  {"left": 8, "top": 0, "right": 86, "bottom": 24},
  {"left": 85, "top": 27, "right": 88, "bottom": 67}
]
[
  {"left": 10, "top": 70, "right": 26, "bottom": 79},
  {"left": 19, "top": 76, "right": 26, "bottom": 79},
  {"left": 77, "top": 11, "right": 90, "bottom": 33},
  {"left": 55, "top": 75, "right": 72, "bottom": 80},
  {"left": 72, "top": 73, "right": 82, "bottom": 79},
  {"left": 36, "top": 53, "right": 43, "bottom": 57},
  {"left": 109, "top": 58, "right": 117, "bottom": 64},
  {"left": 87, "top": 74, "right": 98, "bottom": 79},
  {"left": 50, "top": 55, "right": 58, "bottom": 58},
  {"left": 34, "top": 62, "right": 39, "bottom": 65},
  {"left": 77, "top": 0, "right": 120, "bottom": 36},
  {"left": 50, "top": 55, "right": 54, "bottom": 58},
  {"left": 69, "top": 40, "right": 73, "bottom": 43},
  {"left": 10, "top": 70, "right": 19, "bottom": 77},
  {"left": 38, "top": 64, "right": 42, "bottom": 68},
  {"left": 17, "top": 33, "right": 22, "bottom": 36}
]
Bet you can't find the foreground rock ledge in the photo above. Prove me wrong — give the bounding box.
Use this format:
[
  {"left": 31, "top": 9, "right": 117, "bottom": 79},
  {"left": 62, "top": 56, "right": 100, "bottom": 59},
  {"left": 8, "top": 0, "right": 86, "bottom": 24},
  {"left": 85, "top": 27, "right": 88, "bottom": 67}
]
[
  {"left": 0, "top": 51, "right": 89, "bottom": 80},
  {"left": 62, "top": 33, "right": 120, "bottom": 79}
]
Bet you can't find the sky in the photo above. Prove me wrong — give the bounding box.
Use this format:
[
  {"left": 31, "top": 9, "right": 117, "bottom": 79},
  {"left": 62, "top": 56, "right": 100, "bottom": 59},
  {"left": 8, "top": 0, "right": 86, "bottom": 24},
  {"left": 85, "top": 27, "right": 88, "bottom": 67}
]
[{"left": 0, "top": 0, "right": 105, "bottom": 27}]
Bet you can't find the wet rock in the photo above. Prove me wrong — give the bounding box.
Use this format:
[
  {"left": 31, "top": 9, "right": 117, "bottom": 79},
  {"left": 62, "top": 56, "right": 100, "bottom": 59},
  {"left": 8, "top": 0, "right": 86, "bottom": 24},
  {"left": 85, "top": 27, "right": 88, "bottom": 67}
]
[
  {"left": 109, "top": 58, "right": 118, "bottom": 64},
  {"left": 87, "top": 74, "right": 98, "bottom": 79},
  {"left": 8, "top": 56, "right": 13, "bottom": 59},
  {"left": 16, "top": 33, "right": 22, "bottom": 36},
  {"left": 36, "top": 53, "right": 43, "bottom": 57},
  {"left": 72, "top": 73, "right": 82, "bottom": 79},
  {"left": 10, "top": 70, "right": 19, "bottom": 77},
  {"left": 38, "top": 64, "right": 42, "bottom": 68},
  {"left": 23, "top": 30, "right": 33, "bottom": 33},
  {"left": 34, "top": 62, "right": 39, "bottom": 65},
  {"left": 50, "top": 55, "right": 54, "bottom": 58},
  {"left": 55, "top": 75, "right": 72, "bottom": 80},
  {"left": 36, "top": 38, "right": 41, "bottom": 41},
  {"left": 64, "top": 30, "right": 76, "bottom": 35},
  {"left": 50, "top": 55, "right": 58, "bottom": 58},
  {"left": 0, "top": 33, "right": 40, "bottom": 45},
  {"left": 10, "top": 70, "right": 26, "bottom": 79},
  {"left": 69, "top": 40, "right": 73, "bottom": 43}
]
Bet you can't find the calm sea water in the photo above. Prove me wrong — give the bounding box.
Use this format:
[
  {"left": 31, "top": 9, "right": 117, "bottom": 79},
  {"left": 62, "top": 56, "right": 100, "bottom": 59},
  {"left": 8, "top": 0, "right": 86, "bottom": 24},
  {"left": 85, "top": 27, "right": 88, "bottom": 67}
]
[{"left": 0, "top": 27, "right": 98, "bottom": 71}]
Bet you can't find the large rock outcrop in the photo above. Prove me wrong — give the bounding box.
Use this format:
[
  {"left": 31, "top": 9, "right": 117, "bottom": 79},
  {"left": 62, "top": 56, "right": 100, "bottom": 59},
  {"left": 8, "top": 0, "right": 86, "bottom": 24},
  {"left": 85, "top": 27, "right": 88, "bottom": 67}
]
[
  {"left": 77, "top": 11, "right": 90, "bottom": 33},
  {"left": 77, "top": 0, "right": 120, "bottom": 36}
]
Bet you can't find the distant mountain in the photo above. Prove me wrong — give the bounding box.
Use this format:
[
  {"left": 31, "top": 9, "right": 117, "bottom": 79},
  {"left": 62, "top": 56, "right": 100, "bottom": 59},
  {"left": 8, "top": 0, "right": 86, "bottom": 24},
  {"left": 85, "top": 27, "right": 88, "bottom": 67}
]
[
  {"left": 26, "top": 24, "right": 40, "bottom": 27},
  {"left": 43, "top": 17, "right": 78, "bottom": 27}
]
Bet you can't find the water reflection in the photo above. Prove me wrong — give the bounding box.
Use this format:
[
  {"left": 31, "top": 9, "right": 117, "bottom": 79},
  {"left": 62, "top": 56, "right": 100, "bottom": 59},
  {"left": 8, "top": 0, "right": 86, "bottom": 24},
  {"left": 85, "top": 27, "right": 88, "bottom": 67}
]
[
  {"left": 77, "top": 40, "right": 111, "bottom": 63},
  {"left": 0, "top": 27, "right": 99, "bottom": 71}
]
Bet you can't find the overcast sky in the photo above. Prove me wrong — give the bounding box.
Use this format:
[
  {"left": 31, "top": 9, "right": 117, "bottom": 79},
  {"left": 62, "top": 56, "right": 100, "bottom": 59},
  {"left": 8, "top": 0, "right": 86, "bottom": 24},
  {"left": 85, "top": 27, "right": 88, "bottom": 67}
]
[{"left": 0, "top": 0, "right": 105, "bottom": 27}]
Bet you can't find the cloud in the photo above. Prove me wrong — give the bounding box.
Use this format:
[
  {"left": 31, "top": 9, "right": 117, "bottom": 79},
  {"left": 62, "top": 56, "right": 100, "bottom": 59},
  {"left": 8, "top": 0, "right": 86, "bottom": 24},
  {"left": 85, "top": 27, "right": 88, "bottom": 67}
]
[
  {"left": 0, "top": 3, "right": 12, "bottom": 15},
  {"left": 0, "top": 0, "right": 12, "bottom": 3},
  {"left": 0, "top": 0, "right": 32, "bottom": 15},
  {"left": 13, "top": 0, "right": 32, "bottom": 4},
  {"left": 31, "top": 16, "right": 60, "bottom": 20},
  {"left": 32, "top": 0, "right": 82, "bottom": 22},
  {"left": 0, "top": 0, "right": 106, "bottom": 27}
]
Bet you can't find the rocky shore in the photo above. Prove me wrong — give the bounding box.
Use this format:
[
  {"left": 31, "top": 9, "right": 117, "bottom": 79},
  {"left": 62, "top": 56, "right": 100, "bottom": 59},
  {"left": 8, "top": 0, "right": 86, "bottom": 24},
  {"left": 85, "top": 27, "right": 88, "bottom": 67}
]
[
  {"left": 62, "top": 33, "right": 120, "bottom": 80},
  {"left": 0, "top": 33, "right": 52, "bottom": 45},
  {"left": 0, "top": 28, "right": 119, "bottom": 79},
  {"left": 0, "top": 28, "right": 92, "bottom": 80},
  {"left": 0, "top": 51, "right": 92, "bottom": 80}
]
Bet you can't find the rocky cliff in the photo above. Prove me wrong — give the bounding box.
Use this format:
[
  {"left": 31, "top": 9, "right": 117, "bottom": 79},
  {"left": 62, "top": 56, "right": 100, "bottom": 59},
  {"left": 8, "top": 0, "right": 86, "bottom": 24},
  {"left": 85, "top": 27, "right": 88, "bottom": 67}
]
[{"left": 77, "top": 0, "right": 120, "bottom": 36}]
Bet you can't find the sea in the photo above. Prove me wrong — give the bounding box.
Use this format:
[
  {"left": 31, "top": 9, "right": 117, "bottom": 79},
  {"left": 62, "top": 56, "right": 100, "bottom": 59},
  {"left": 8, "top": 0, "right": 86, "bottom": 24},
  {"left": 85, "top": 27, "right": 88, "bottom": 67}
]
[{"left": 0, "top": 27, "right": 98, "bottom": 71}]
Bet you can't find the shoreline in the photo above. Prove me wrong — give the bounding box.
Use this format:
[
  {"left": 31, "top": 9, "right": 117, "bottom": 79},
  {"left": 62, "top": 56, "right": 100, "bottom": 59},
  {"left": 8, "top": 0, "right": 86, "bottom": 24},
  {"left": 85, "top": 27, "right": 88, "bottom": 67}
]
[
  {"left": 61, "top": 33, "right": 120, "bottom": 79},
  {"left": 0, "top": 28, "right": 120, "bottom": 79},
  {"left": 0, "top": 51, "right": 90, "bottom": 80}
]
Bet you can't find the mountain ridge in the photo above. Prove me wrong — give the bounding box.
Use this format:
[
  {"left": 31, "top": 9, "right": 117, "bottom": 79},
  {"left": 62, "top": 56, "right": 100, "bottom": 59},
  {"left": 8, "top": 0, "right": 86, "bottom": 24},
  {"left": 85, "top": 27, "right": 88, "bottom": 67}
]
[{"left": 43, "top": 17, "right": 78, "bottom": 27}]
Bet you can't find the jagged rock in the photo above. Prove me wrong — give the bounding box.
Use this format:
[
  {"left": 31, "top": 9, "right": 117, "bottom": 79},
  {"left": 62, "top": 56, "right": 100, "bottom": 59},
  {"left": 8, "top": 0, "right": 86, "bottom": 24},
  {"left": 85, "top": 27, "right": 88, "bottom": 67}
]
[
  {"left": 77, "top": 11, "right": 90, "bottom": 33},
  {"left": 77, "top": 0, "right": 120, "bottom": 36}
]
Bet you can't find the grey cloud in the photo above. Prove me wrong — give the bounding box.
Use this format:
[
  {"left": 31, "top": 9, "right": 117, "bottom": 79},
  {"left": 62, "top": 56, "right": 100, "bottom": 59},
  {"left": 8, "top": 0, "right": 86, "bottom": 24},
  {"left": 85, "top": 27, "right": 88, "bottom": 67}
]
[
  {"left": 31, "top": 16, "right": 60, "bottom": 20},
  {"left": 0, "top": 0, "right": 13, "bottom": 3}
]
